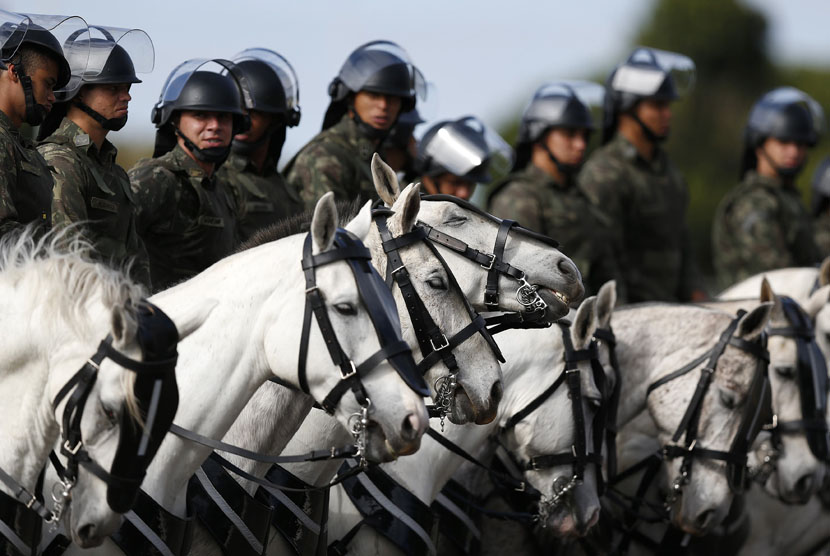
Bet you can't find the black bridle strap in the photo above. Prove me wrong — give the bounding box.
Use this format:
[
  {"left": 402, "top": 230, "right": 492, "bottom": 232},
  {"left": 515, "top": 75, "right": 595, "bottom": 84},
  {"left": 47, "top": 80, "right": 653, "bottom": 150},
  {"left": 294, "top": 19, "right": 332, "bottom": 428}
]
[
  {"left": 415, "top": 315, "right": 489, "bottom": 375},
  {"left": 502, "top": 371, "right": 568, "bottom": 431},
  {"left": 594, "top": 326, "right": 622, "bottom": 479},
  {"left": 485, "top": 219, "right": 518, "bottom": 308}
]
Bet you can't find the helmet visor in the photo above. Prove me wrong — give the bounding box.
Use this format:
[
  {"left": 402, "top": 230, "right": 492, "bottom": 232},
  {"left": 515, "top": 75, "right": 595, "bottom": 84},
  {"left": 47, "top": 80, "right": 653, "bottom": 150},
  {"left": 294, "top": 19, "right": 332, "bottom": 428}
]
[
  {"left": 525, "top": 80, "right": 605, "bottom": 127},
  {"left": 612, "top": 47, "right": 695, "bottom": 98},
  {"left": 757, "top": 86, "right": 825, "bottom": 138},
  {"left": 233, "top": 47, "right": 300, "bottom": 116},
  {"left": 157, "top": 58, "right": 252, "bottom": 112},
  {"left": 422, "top": 116, "right": 513, "bottom": 181},
  {"left": 0, "top": 10, "right": 30, "bottom": 59},
  {"left": 339, "top": 40, "right": 427, "bottom": 100},
  {"left": 13, "top": 14, "right": 92, "bottom": 93}
]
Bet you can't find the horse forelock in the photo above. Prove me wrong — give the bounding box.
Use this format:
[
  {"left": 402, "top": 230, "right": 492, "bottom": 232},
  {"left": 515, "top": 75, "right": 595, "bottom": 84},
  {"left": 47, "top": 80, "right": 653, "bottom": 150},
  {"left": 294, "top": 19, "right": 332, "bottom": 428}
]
[{"left": 238, "top": 199, "right": 362, "bottom": 251}]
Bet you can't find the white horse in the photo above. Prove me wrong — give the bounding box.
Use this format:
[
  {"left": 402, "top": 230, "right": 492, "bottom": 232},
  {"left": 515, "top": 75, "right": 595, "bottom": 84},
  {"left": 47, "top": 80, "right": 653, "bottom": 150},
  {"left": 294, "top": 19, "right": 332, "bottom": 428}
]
[
  {"left": 0, "top": 228, "right": 213, "bottom": 549},
  {"left": 60, "top": 193, "right": 429, "bottom": 554}
]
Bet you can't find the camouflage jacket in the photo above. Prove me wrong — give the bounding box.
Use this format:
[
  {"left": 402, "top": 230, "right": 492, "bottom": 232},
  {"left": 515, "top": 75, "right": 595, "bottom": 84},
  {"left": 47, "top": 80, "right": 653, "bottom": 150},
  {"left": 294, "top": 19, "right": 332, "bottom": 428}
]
[
  {"left": 712, "top": 170, "right": 819, "bottom": 288},
  {"left": 487, "top": 164, "right": 622, "bottom": 297},
  {"left": 815, "top": 209, "right": 830, "bottom": 258},
  {"left": 38, "top": 118, "right": 150, "bottom": 288},
  {"left": 285, "top": 115, "right": 379, "bottom": 208},
  {"left": 128, "top": 145, "right": 239, "bottom": 291},
  {"left": 218, "top": 151, "right": 303, "bottom": 243},
  {"left": 579, "top": 133, "right": 701, "bottom": 302},
  {"left": 0, "top": 109, "right": 52, "bottom": 238}
]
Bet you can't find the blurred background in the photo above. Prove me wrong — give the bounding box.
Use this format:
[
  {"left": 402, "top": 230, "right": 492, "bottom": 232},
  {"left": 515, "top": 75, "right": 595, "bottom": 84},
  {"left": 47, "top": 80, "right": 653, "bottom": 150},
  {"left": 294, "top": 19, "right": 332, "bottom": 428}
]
[{"left": 13, "top": 0, "right": 830, "bottom": 286}]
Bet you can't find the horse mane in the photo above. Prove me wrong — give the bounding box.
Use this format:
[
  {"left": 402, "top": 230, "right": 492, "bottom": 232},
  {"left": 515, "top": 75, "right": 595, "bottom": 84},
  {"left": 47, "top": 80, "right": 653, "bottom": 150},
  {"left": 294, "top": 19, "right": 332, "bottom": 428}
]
[
  {"left": 239, "top": 198, "right": 363, "bottom": 251},
  {"left": 0, "top": 225, "right": 147, "bottom": 420}
]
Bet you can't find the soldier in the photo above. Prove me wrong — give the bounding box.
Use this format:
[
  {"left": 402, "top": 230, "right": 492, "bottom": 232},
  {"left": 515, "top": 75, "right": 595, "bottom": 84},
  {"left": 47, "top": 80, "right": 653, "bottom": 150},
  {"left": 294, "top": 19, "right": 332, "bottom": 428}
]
[
  {"left": 129, "top": 59, "right": 248, "bottom": 291},
  {"left": 218, "top": 48, "right": 303, "bottom": 242},
  {"left": 488, "top": 81, "right": 620, "bottom": 297},
  {"left": 579, "top": 47, "right": 705, "bottom": 302},
  {"left": 37, "top": 26, "right": 153, "bottom": 287},
  {"left": 713, "top": 87, "right": 824, "bottom": 286},
  {"left": 285, "top": 40, "right": 425, "bottom": 207},
  {"left": 415, "top": 115, "right": 512, "bottom": 201},
  {"left": 0, "top": 12, "right": 88, "bottom": 238},
  {"left": 812, "top": 157, "right": 830, "bottom": 256},
  {"left": 383, "top": 108, "right": 425, "bottom": 185}
]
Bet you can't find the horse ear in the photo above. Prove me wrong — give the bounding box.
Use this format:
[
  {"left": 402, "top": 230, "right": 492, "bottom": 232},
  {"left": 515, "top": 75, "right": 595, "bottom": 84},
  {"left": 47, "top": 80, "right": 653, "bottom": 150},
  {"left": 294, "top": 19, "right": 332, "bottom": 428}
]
[
  {"left": 345, "top": 201, "right": 373, "bottom": 240},
  {"left": 735, "top": 302, "right": 773, "bottom": 341},
  {"left": 759, "top": 277, "right": 783, "bottom": 319},
  {"left": 820, "top": 257, "right": 830, "bottom": 287},
  {"left": 596, "top": 280, "right": 616, "bottom": 329},
  {"left": 372, "top": 153, "right": 400, "bottom": 206},
  {"left": 311, "top": 192, "right": 338, "bottom": 253},
  {"left": 111, "top": 305, "right": 138, "bottom": 346},
  {"left": 391, "top": 183, "right": 421, "bottom": 235},
  {"left": 170, "top": 298, "right": 218, "bottom": 341},
  {"left": 571, "top": 296, "right": 598, "bottom": 350},
  {"left": 805, "top": 284, "right": 830, "bottom": 319}
]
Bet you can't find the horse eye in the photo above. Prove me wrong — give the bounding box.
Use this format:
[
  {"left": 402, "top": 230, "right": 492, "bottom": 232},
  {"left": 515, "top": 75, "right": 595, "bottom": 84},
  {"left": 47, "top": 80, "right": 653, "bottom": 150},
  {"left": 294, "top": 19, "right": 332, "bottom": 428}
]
[
  {"left": 775, "top": 366, "right": 796, "bottom": 379},
  {"left": 588, "top": 398, "right": 602, "bottom": 410},
  {"left": 334, "top": 303, "right": 357, "bottom": 316},
  {"left": 443, "top": 214, "right": 468, "bottom": 227},
  {"left": 719, "top": 389, "right": 737, "bottom": 409},
  {"left": 824, "top": 332, "right": 830, "bottom": 345},
  {"left": 101, "top": 404, "right": 119, "bottom": 426},
  {"left": 427, "top": 276, "right": 447, "bottom": 291}
]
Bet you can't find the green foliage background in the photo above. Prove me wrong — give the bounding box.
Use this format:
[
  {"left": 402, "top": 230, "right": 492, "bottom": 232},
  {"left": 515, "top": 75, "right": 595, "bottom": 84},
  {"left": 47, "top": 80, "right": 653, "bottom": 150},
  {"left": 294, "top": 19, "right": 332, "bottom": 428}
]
[{"left": 493, "top": 0, "right": 830, "bottom": 290}]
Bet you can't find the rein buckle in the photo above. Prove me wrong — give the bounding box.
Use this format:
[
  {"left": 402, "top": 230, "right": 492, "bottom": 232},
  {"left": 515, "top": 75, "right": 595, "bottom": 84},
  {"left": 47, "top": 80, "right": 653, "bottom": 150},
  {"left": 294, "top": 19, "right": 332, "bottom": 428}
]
[
  {"left": 63, "top": 439, "right": 83, "bottom": 456},
  {"left": 762, "top": 414, "right": 779, "bottom": 431},
  {"left": 515, "top": 481, "right": 526, "bottom": 492},
  {"left": 480, "top": 253, "right": 496, "bottom": 271},
  {"left": 430, "top": 334, "right": 450, "bottom": 352},
  {"left": 341, "top": 361, "right": 357, "bottom": 380}
]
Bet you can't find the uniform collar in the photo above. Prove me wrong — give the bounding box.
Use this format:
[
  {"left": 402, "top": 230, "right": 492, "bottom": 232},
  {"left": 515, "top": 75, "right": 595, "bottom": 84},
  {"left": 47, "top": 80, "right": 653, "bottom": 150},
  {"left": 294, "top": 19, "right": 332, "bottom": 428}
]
[
  {"left": 332, "top": 114, "right": 378, "bottom": 162},
  {"left": 610, "top": 132, "right": 667, "bottom": 173},
  {"left": 523, "top": 163, "right": 570, "bottom": 190},
  {"left": 744, "top": 169, "right": 797, "bottom": 193},
  {"left": 53, "top": 117, "right": 118, "bottom": 163},
  {"left": 170, "top": 144, "right": 212, "bottom": 180},
  {"left": 226, "top": 150, "right": 276, "bottom": 177}
]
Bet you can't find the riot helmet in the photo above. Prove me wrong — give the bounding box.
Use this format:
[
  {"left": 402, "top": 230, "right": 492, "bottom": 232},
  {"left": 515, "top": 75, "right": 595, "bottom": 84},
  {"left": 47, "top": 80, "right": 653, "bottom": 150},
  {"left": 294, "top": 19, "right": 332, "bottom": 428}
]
[
  {"left": 514, "top": 80, "right": 604, "bottom": 173},
  {"left": 811, "top": 156, "right": 830, "bottom": 217},
  {"left": 741, "top": 87, "right": 825, "bottom": 178},
  {"left": 416, "top": 116, "right": 513, "bottom": 184},
  {"left": 228, "top": 48, "right": 300, "bottom": 166},
  {"left": 603, "top": 47, "right": 695, "bottom": 144},
  {"left": 151, "top": 58, "right": 251, "bottom": 163},
  {"left": 0, "top": 12, "right": 90, "bottom": 126},
  {"left": 37, "top": 26, "right": 153, "bottom": 139},
  {"left": 322, "top": 40, "right": 426, "bottom": 139}
]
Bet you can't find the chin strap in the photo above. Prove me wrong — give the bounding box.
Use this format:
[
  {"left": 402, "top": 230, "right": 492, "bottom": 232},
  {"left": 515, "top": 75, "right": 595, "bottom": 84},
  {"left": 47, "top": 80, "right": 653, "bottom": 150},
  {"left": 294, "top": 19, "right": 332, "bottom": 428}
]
[
  {"left": 541, "top": 143, "right": 581, "bottom": 178},
  {"left": 73, "top": 101, "right": 128, "bottom": 132},
  {"left": 174, "top": 126, "right": 230, "bottom": 164},
  {"left": 758, "top": 147, "right": 804, "bottom": 180},
  {"left": 629, "top": 112, "right": 668, "bottom": 145},
  {"left": 350, "top": 104, "right": 391, "bottom": 143},
  {"left": 13, "top": 65, "right": 48, "bottom": 126}
]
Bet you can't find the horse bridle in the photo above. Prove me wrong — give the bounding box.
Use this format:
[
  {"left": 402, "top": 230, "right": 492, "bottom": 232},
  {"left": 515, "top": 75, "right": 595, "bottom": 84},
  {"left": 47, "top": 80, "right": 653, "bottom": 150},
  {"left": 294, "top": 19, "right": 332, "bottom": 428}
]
[
  {"left": 297, "top": 229, "right": 427, "bottom": 461},
  {"left": 418, "top": 194, "right": 558, "bottom": 315},
  {"left": 373, "top": 209, "right": 504, "bottom": 428},
  {"left": 492, "top": 321, "right": 608, "bottom": 524}
]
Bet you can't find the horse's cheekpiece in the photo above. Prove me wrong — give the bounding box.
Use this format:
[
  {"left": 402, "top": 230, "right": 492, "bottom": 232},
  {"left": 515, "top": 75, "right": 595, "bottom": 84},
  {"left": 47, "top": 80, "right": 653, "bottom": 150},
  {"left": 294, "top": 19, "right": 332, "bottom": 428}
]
[
  {"left": 767, "top": 296, "right": 830, "bottom": 461},
  {"left": 52, "top": 300, "right": 181, "bottom": 513},
  {"left": 373, "top": 209, "right": 503, "bottom": 428},
  {"left": 297, "top": 228, "right": 427, "bottom": 461}
]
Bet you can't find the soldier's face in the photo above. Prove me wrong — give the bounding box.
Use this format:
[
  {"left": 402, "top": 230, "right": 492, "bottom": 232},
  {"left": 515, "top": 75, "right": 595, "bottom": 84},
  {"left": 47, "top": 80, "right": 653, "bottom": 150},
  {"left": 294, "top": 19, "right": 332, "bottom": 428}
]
[
  {"left": 79, "top": 83, "right": 132, "bottom": 120},
  {"left": 545, "top": 128, "right": 589, "bottom": 165},
  {"left": 177, "top": 110, "right": 233, "bottom": 149},
  {"left": 352, "top": 91, "right": 402, "bottom": 130},
  {"left": 635, "top": 99, "right": 672, "bottom": 137},
  {"left": 235, "top": 110, "right": 274, "bottom": 143},
  {"left": 422, "top": 173, "right": 476, "bottom": 201},
  {"left": 21, "top": 58, "right": 59, "bottom": 112},
  {"left": 758, "top": 137, "right": 808, "bottom": 175}
]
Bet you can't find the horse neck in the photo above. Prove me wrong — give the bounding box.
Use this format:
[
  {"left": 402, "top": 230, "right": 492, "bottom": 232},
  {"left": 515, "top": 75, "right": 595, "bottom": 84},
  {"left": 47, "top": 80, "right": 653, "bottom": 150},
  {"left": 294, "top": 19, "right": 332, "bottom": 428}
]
[
  {"left": 611, "top": 305, "right": 731, "bottom": 428},
  {"left": 142, "top": 238, "right": 303, "bottom": 515}
]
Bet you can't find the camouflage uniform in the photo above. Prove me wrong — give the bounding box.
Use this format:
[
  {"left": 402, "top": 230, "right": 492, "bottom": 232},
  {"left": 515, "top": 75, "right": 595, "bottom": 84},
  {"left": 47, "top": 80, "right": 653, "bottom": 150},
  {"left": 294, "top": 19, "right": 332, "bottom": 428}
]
[
  {"left": 285, "top": 114, "right": 378, "bottom": 208},
  {"left": 815, "top": 210, "right": 830, "bottom": 257},
  {"left": 712, "top": 170, "right": 819, "bottom": 287},
  {"left": 579, "top": 133, "right": 701, "bottom": 302},
  {"left": 37, "top": 118, "right": 150, "bottom": 287},
  {"left": 128, "top": 144, "right": 238, "bottom": 291},
  {"left": 488, "top": 164, "right": 621, "bottom": 297},
  {"left": 218, "top": 151, "right": 303, "bottom": 242},
  {"left": 0, "top": 109, "right": 52, "bottom": 237}
]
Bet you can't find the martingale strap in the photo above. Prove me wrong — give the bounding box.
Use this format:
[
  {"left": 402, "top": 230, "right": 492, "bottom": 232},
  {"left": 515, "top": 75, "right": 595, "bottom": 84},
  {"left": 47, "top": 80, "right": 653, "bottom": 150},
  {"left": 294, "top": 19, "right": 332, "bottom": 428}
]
[
  {"left": 0, "top": 485, "right": 42, "bottom": 556},
  {"left": 110, "top": 489, "right": 194, "bottom": 556}
]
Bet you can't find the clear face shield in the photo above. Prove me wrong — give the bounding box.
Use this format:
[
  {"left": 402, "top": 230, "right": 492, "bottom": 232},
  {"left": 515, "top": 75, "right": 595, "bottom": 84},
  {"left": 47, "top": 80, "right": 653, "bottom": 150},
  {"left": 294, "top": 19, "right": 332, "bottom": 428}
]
[
  {"left": 421, "top": 116, "right": 514, "bottom": 183},
  {"left": 752, "top": 86, "right": 826, "bottom": 139},
  {"left": 11, "top": 13, "right": 92, "bottom": 94},
  {"left": 525, "top": 80, "right": 605, "bottom": 130},
  {"left": 155, "top": 58, "right": 252, "bottom": 116},
  {"left": 339, "top": 39, "right": 427, "bottom": 100},
  {"left": 233, "top": 47, "right": 301, "bottom": 122},
  {"left": 611, "top": 47, "right": 696, "bottom": 98}
]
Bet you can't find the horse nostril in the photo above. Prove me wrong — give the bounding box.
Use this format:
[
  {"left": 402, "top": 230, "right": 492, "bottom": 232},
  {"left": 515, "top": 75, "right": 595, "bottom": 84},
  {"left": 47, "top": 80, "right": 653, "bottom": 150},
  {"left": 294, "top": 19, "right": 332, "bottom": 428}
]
[
  {"left": 694, "top": 509, "right": 715, "bottom": 532},
  {"left": 78, "top": 523, "right": 96, "bottom": 544},
  {"left": 795, "top": 474, "right": 815, "bottom": 499},
  {"left": 401, "top": 413, "right": 421, "bottom": 442},
  {"left": 491, "top": 380, "right": 504, "bottom": 406},
  {"left": 557, "top": 257, "right": 575, "bottom": 276}
]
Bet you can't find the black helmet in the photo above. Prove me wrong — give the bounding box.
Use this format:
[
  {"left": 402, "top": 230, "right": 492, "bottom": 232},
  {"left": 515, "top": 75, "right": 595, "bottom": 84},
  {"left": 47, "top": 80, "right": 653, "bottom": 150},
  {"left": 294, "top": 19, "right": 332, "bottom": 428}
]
[
  {"left": 386, "top": 107, "right": 425, "bottom": 150},
  {"left": 603, "top": 47, "right": 695, "bottom": 144},
  {"left": 416, "top": 116, "right": 513, "bottom": 183},
  {"left": 322, "top": 40, "right": 426, "bottom": 131},
  {"left": 741, "top": 87, "right": 825, "bottom": 178},
  {"left": 812, "top": 157, "right": 830, "bottom": 216},
  {"left": 37, "top": 26, "right": 154, "bottom": 139},
  {"left": 151, "top": 58, "right": 251, "bottom": 162},
  {"left": 0, "top": 13, "right": 90, "bottom": 126},
  {"left": 514, "top": 81, "right": 604, "bottom": 171},
  {"left": 231, "top": 48, "right": 301, "bottom": 127}
]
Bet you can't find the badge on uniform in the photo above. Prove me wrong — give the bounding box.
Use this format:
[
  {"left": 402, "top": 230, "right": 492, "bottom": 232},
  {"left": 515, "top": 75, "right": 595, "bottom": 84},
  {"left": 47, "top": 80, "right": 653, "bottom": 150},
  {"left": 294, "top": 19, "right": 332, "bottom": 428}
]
[{"left": 74, "top": 134, "right": 91, "bottom": 147}]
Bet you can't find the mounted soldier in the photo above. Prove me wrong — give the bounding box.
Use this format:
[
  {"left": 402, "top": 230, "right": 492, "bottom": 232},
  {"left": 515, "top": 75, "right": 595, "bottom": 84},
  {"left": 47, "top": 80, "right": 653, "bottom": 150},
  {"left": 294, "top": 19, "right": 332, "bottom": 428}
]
[
  {"left": 37, "top": 25, "right": 153, "bottom": 287},
  {"left": 285, "top": 40, "right": 426, "bottom": 207},
  {"left": 713, "top": 87, "right": 824, "bottom": 287},
  {"left": 0, "top": 12, "right": 89, "bottom": 238},
  {"left": 812, "top": 156, "right": 830, "bottom": 256}
]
